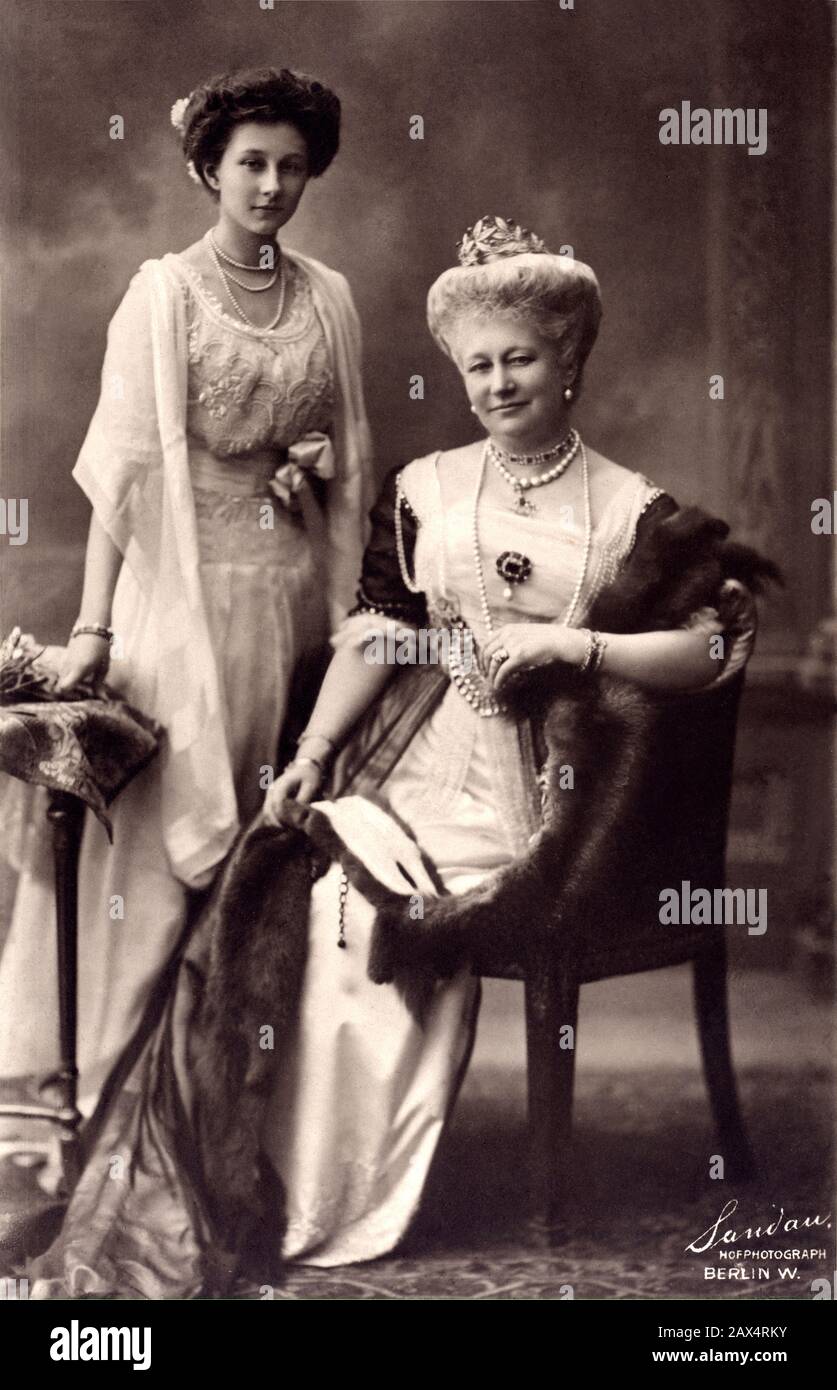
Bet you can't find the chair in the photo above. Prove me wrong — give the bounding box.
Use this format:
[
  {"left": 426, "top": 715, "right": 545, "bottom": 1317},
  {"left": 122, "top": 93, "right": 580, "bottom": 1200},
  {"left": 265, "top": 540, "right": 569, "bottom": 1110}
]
[{"left": 469, "top": 632, "right": 758, "bottom": 1240}]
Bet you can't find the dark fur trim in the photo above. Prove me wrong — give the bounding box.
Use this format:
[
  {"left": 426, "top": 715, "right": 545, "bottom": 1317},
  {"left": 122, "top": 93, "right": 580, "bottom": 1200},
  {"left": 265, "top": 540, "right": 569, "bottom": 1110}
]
[
  {"left": 365, "top": 506, "right": 781, "bottom": 990},
  {"left": 189, "top": 820, "right": 314, "bottom": 1281},
  {"left": 587, "top": 505, "right": 781, "bottom": 636},
  {"left": 251, "top": 510, "right": 781, "bottom": 1002}
]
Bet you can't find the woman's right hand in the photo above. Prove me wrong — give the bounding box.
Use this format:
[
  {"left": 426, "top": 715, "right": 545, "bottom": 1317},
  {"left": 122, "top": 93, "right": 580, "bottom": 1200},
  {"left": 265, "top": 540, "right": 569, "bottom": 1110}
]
[
  {"left": 262, "top": 759, "right": 324, "bottom": 825},
  {"left": 55, "top": 633, "right": 111, "bottom": 694}
]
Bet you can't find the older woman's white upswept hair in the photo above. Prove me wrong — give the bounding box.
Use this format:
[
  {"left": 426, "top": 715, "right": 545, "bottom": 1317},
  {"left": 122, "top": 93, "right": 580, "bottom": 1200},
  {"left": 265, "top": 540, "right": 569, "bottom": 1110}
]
[{"left": 426, "top": 216, "right": 603, "bottom": 394}]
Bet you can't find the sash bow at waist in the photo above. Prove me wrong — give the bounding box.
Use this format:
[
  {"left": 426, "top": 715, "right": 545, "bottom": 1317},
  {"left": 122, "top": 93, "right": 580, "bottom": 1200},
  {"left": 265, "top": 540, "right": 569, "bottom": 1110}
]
[
  {"left": 269, "top": 431, "right": 336, "bottom": 510},
  {"left": 188, "top": 432, "right": 335, "bottom": 509}
]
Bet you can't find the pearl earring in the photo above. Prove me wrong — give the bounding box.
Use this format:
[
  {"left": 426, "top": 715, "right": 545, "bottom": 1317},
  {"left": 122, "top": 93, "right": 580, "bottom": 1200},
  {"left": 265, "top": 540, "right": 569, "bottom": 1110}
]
[
  {"left": 563, "top": 386, "right": 574, "bottom": 402},
  {"left": 470, "top": 405, "right": 478, "bottom": 415}
]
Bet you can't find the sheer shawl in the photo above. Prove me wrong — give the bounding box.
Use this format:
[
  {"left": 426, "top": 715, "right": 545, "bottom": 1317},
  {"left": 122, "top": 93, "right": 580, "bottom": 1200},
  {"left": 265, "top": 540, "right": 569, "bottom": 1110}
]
[{"left": 72, "top": 252, "right": 373, "bottom": 887}]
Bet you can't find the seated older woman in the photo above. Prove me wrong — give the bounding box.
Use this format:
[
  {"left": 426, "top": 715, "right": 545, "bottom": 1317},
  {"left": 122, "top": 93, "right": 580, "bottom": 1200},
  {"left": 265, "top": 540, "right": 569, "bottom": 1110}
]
[
  {"left": 257, "top": 215, "right": 737, "bottom": 1266},
  {"left": 29, "top": 216, "right": 767, "bottom": 1297}
]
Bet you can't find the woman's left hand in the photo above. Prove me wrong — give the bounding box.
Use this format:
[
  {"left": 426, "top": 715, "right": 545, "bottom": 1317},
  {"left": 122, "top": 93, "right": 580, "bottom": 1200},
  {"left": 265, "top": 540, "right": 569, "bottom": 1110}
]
[{"left": 482, "top": 623, "right": 586, "bottom": 693}]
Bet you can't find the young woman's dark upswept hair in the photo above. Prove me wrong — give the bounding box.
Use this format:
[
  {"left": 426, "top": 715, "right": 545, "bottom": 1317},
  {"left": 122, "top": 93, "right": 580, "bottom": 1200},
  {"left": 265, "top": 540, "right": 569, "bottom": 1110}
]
[{"left": 178, "top": 67, "right": 341, "bottom": 193}]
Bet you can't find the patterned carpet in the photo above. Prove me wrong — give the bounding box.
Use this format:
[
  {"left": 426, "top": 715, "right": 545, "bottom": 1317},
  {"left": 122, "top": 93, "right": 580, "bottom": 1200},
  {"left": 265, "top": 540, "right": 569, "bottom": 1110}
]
[
  {"left": 242, "top": 1063, "right": 834, "bottom": 1300},
  {"left": 0, "top": 1060, "right": 832, "bottom": 1301}
]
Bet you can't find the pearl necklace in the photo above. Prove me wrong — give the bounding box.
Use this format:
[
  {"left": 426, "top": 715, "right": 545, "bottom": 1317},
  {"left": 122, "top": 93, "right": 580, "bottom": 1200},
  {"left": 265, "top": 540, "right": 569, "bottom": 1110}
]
[
  {"left": 209, "top": 231, "right": 278, "bottom": 292},
  {"left": 394, "top": 443, "right": 593, "bottom": 717},
  {"left": 207, "top": 232, "right": 286, "bottom": 330},
  {"left": 210, "top": 233, "right": 273, "bottom": 271},
  {"left": 475, "top": 437, "right": 592, "bottom": 634},
  {"left": 455, "top": 439, "right": 592, "bottom": 715},
  {"left": 488, "top": 428, "right": 580, "bottom": 516}
]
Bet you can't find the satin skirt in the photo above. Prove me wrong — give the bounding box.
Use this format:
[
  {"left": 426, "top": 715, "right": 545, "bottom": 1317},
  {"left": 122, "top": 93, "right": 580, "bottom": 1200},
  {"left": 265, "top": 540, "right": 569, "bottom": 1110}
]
[
  {"left": 263, "top": 698, "right": 514, "bottom": 1267},
  {"left": 0, "top": 462, "right": 327, "bottom": 1112}
]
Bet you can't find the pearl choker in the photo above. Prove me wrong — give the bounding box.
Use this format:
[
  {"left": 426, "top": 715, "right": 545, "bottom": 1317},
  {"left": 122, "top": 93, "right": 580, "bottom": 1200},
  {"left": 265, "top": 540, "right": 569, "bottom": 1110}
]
[{"left": 490, "top": 428, "right": 575, "bottom": 468}]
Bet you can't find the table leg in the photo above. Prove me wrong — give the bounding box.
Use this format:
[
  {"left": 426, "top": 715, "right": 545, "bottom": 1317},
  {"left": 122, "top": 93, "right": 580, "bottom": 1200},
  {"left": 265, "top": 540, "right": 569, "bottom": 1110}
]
[{"left": 45, "top": 790, "right": 84, "bottom": 1191}]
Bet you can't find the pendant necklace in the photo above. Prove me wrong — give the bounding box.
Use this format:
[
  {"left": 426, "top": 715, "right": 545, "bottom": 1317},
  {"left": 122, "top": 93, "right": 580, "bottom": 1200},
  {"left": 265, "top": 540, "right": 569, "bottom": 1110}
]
[
  {"left": 488, "top": 427, "right": 580, "bottom": 516},
  {"left": 474, "top": 436, "right": 592, "bottom": 636},
  {"left": 394, "top": 442, "right": 593, "bottom": 717},
  {"left": 445, "top": 439, "right": 593, "bottom": 718}
]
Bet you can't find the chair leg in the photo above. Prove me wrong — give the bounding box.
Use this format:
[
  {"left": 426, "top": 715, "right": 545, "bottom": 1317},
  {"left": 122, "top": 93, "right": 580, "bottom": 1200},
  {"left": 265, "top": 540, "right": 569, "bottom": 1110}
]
[
  {"left": 692, "top": 940, "right": 757, "bottom": 1182},
  {"left": 524, "top": 961, "right": 579, "bottom": 1244}
]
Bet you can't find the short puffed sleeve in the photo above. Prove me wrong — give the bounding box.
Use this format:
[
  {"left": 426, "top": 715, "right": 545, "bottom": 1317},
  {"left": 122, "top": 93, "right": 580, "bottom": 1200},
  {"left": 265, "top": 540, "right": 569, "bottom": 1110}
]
[{"left": 331, "top": 466, "right": 429, "bottom": 651}]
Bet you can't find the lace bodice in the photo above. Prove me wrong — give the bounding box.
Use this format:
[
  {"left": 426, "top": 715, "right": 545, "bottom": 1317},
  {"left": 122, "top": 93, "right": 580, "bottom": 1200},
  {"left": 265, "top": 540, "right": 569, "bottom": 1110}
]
[{"left": 168, "top": 255, "right": 335, "bottom": 458}]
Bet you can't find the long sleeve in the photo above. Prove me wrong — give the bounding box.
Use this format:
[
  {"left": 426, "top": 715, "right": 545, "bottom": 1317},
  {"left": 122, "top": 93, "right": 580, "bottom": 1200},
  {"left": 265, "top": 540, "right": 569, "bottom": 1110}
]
[
  {"left": 73, "top": 265, "right": 164, "bottom": 585},
  {"left": 74, "top": 258, "right": 239, "bottom": 887}
]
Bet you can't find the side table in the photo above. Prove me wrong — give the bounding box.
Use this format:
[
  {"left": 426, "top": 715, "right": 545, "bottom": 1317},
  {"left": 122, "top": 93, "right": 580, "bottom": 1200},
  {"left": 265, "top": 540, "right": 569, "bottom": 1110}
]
[
  {"left": 0, "top": 791, "right": 86, "bottom": 1191},
  {"left": 0, "top": 665, "right": 160, "bottom": 1261}
]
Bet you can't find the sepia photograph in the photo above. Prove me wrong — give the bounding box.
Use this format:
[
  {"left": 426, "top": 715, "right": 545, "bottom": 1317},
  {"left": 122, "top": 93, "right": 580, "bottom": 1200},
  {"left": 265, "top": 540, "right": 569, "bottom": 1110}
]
[{"left": 0, "top": 0, "right": 834, "bottom": 1339}]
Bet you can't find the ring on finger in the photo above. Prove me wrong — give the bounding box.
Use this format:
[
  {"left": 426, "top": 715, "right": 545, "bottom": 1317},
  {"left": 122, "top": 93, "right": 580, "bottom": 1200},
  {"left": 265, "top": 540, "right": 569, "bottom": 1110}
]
[{"left": 490, "top": 646, "right": 510, "bottom": 667}]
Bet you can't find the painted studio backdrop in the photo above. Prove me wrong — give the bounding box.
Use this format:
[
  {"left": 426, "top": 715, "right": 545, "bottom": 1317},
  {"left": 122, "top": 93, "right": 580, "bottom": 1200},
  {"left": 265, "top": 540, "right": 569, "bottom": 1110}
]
[{"left": 0, "top": 0, "right": 834, "bottom": 1305}]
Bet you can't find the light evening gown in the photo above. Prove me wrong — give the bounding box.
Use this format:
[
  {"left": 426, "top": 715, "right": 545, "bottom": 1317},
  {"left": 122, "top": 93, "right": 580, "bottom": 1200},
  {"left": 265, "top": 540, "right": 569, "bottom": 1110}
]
[
  {"left": 265, "top": 449, "right": 663, "bottom": 1265},
  {"left": 0, "top": 251, "right": 368, "bottom": 1111}
]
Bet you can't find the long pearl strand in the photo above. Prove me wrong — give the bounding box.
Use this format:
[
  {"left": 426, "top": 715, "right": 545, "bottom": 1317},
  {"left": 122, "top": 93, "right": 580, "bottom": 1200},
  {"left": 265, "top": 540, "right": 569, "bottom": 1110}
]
[
  {"left": 207, "top": 231, "right": 286, "bottom": 331},
  {"left": 452, "top": 439, "right": 592, "bottom": 717},
  {"left": 474, "top": 437, "right": 592, "bottom": 637},
  {"left": 394, "top": 474, "right": 423, "bottom": 595},
  {"left": 394, "top": 442, "right": 593, "bottom": 717}
]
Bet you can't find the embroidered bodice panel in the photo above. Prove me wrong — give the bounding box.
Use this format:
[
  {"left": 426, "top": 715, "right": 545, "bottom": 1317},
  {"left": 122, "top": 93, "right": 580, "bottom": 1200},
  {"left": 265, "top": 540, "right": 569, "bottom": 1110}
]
[
  {"left": 401, "top": 451, "right": 662, "bottom": 639},
  {"left": 169, "top": 256, "right": 335, "bottom": 458}
]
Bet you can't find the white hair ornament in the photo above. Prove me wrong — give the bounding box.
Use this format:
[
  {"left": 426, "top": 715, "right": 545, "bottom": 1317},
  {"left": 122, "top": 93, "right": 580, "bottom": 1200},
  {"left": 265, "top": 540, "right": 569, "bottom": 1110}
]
[{"left": 170, "top": 94, "right": 202, "bottom": 183}]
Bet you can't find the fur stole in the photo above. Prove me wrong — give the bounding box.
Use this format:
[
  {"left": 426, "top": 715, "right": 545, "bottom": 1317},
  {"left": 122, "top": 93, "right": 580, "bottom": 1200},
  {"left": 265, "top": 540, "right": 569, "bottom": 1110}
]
[
  {"left": 187, "top": 818, "right": 321, "bottom": 1285},
  {"left": 357, "top": 506, "right": 780, "bottom": 993},
  {"left": 187, "top": 505, "right": 779, "bottom": 1275}
]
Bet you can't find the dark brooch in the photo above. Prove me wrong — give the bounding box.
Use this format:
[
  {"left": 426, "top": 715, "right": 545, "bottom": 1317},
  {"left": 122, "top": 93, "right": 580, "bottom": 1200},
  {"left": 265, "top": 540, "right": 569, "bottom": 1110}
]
[{"left": 495, "top": 550, "right": 533, "bottom": 599}]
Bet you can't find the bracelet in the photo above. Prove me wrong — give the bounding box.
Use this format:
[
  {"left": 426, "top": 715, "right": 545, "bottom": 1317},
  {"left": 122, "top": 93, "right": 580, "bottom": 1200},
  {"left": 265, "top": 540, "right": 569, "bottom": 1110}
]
[
  {"left": 290, "top": 755, "right": 325, "bottom": 774},
  {"left": 297, "top": 731, "right": 336, "bottom": 753},
  {"left": 579, "top": 629, "right": 607, "bottom": 675},
  {"left": 70, "top": 621, "right": 113, "bottom": 644}
]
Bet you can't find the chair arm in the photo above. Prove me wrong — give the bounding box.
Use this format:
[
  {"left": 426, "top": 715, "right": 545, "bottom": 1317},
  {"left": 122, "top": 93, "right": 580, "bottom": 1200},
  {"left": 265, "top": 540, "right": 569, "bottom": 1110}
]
[{"left": 686, "top": 579, "right": 758, "bottom": 693}]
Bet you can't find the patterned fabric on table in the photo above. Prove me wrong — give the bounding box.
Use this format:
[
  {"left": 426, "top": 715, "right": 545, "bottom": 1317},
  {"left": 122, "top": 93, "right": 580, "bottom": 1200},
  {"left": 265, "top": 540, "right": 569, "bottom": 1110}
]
[{"left": 0, "top": 633, "right": 159, "bottom": 834}]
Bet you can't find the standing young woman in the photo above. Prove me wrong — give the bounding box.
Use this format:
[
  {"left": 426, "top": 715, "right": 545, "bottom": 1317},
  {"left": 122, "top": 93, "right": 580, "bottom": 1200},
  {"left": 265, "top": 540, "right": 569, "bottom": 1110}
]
[{"left": 0, "top": 67, "right": 373, "bottom": 1111}]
